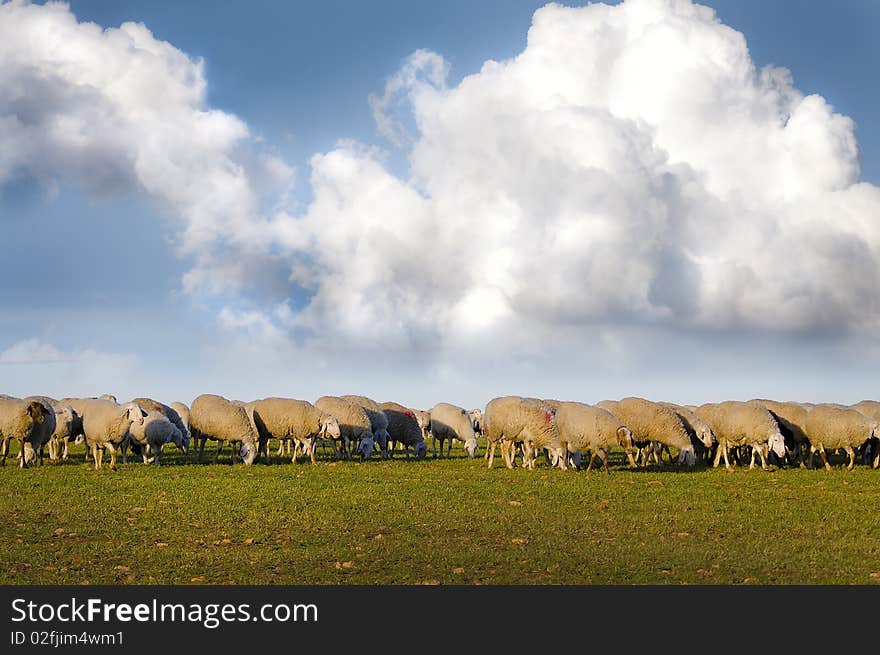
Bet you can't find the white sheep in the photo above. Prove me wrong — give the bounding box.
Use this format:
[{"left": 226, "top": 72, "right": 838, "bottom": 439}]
[
  {"left": 696, "top": 401, "right": 786, "bottom": 471},
  {"left": 125, "top": 410, "right": 186, "bottom": 466},
  {"left": 130, "top": 397, "right": 190, "bottom": 451},
  {"left": 379, "top": 401, "right": 428, "bottom": 459},
  {"left": 483, "top": 396, "right": 563, "bottom": 470},
  {"left": 428, "top": 402, "right": 479, "bottom": 459},
  {"left": 0, "top": 396, "right": 53, "bottom": 468},
  {"left": 191, "top": 394, "right": 258, "bottom": 465},
  {"left": 554, "top": 401, "right": 637, "bottom": 473},
  {"left": 314, "top": 396, "right": 374, "bottom": 460},
  {"left": 340, "top": 395, "right": 391, "bottom": 458},
  {"left": 78, "top": 399, "right": 146, "bottom": 470},
  {"left": 804, "top": 404, "right": 880, "bottom": 470},
  {"left": 598, "top": 397, "right": 698, "bottom": 466},
  {"left": 250, "top": 397, "right": 341, "bottom": 464}
]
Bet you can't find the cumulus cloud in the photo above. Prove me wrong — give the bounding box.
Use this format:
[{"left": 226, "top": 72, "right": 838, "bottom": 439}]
[
  {"left": 0, "top": 0, "right": 292, "bottom": 296},
  {"left": 270, "top": 0, "right": 880, "bottom": 349},
  {"left": 0, "top": 338, "right": 137, "bottom": 398},
  {"left": 3, "top": 0, "right": 880, "bottom": 379}
]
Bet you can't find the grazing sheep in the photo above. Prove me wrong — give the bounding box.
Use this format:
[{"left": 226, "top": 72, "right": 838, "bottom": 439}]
[
  {"left": 751, "top": 399, "right": 812, "bottom": 467},
  {"left": 379, "top": 401, "right": 428, "bottom": 459},
  {"left": 483, "top": 396, "right": 563, "bottom": 470},
  {"left": 315, "top": 396, "right": 374, "bottom": 460},
  {"left": 804, "top": 404, "right": 880, "bottom": 470},
  {"left": 125, "top": 410, "right": 186, "bottom": 466},
  {"left": 0, "top": 397, "right": 53, "bottom": 468},
  {"left": 554, "top": 401, "right": 637, "bottom": 473},
  {"left": 340, "top": 395, "right": 391, "bottom": 458},
  {"left": 169, "top": 402, "right": 190, "bottom": 434},
  {"left": 659, "top": 402, "right": 715, "bottom": 463},
  {"left": 130, "top": 397, "right": 190, "bottom": 446},
  {"left": 696, "top": 401, "right": 786, "bottom": 471},
  {"left": 250, "top": 397, "right": 341, "bottom": 464},
  {"left": 413, "top": 409, "right": 431, "bottom": 442},
  {"left": 46, "top": 404, "right": 77, "bottom": 461},
  {"left": 190, "top": 394, "right": 258, "bottom": 465},
  {"left": 850, "top": 401, "right": 880, "bottom": 465},
  {"left": 597, "top": 398, "right": 696, "bottom": 466},
  {"left": 79, "top": 399, "right": 146, "bottom": 470},
  {"left": 428, "top": 402, "right": 479, "bottom": 459}
]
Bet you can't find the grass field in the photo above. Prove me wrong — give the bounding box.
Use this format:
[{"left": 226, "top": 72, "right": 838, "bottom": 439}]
[{"left": 2, "top": 443, "right": 880, "bottom": 585}]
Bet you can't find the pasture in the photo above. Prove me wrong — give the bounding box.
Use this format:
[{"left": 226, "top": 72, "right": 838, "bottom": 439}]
[{"left": 2, "top": 444, "right": 879, "bottom": 585}]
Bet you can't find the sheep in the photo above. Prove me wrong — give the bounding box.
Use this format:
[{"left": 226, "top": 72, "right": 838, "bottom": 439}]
[
  {"left": 124, "top": 410, "right": 186, "bottom": 466},
  {"left": 554, "top": 401, "right": 637, "bottom": 473},
  {"left": 597, "top": 398, "right": 696, "bottom": 466},
  {"left": 24, "top": 396, "right": 80, "bottom": 463},
  {"left": 412, "top": 409, "right": 431, "bottom": 442},
  {"left": 98, "top": 394, "right": 117, "bottom": 402},
  {"left": 803, "top": 404, "right": 880, "bottom": 470},
  {"left": 483, "top": 396, "right": 564, "bottom": 470},
  {"left": 249, "top": 397, "right": 341, "bottom": 464},
  {"left": 0, "top": 397, "right": 53, "bottom": 468},
  {"left": 659, "top": 402, "right": 715, "bottom": 463},
  {"left": 340, "top": 395, "right": 391, "bottom": 458},
  {"left": 379, "top": 401, "right": 428, "bottom": 459},
  {"left": 21, "top": 396, "right": 58, "bottom": 466},
  {"left": 78, "top": 399, "right": 146, "bottom": 470},
  {"left": 752, "top": 399, "right": 812, "bottom": 467},
  {"left": 696, "top": 401, "right": 786, "bottom": 471},
  {"left": 850, "top": 401, "right": 880, "bottom": 465},
  {"left": 314, "top": 396, "right": 374, "bottom": 460},
  {"left": 468, "top": 408, "right": 484, "bottom": 439},
  {"left": 190, "top": 394, "right": 258, "bottom": 465},
  {"left": 170, "top": 402, "right": 190, "bottom": 434},
  {"left": 428, "top": 402, "right": 479, "bottom": 459},
  {"left": 130, "top": 397, "right": 190, "bottom": 446}
]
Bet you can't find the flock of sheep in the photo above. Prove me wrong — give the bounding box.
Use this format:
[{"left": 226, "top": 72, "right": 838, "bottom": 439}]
[{"left": 1, "top": 392, "right": 879, "bottom": 473}]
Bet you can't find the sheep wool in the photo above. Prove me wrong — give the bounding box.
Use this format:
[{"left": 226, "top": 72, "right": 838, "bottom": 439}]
[
  {"left": 315, "top": 396, "right": 373, "bottom": 460},
  {"left": 600, "top": 397, "right": 695, "bottom": 466},
  {"left": 696, "top": 401, "right": 785, "bottom": 470},
  {"left": 379, "top": 401, "right": 427, "bottom": 458},
  {"left": 554, "top": 401, "right": 637, "bottom": 473},
  {"left": 126, "top": 410, "right": 185, "bottom": 466},
  {"left": 0, "top": 397, "right": 51, "bottom": 468},
  {"left": 251, "top": 397, "right": 340, "bottom": 464},
  {"left": 428, "top": 402, "right": 479, "bottom": 460},
  {"left": 190, "top": 394, "right": 258, "bottom": 465},
  {"left": 79, "top": 399, "right": 145, "bottom": 470},
  {"left": 804, "top": 404, "right": 880, "bottom": 470},
  {"left": 483, "top": 396, "right": 561, "bottom": 470},
  {"left": 340, "top": 395, "right": 390, "bottom": 456},
  {"left": 130, "top": 397, "right": 189, "bottom": 441}
]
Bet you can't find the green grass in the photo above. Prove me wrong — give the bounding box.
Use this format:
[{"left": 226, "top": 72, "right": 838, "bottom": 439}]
[{"left": 2, "top": 443, "right": 880, "bottom": 585}]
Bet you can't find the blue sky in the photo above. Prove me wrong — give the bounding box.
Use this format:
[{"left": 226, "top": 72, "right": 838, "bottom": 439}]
[{"left": 1, "top": 0, "right": 879, "bottom": 409}]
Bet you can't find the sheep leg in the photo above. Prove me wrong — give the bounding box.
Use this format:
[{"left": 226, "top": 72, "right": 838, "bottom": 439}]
[
  {"left": 844, "top": 445, "right": 855, "bottom": 471},
  {"left": 722, "top": 442, "right": 732, "bottom": 470},
  {"left": 586, "top": 451, "right": 597, "bottom": 473},
  {"left": 151, "top": 442, "right": 161, "bottom": 466},
  {"left": 749, "top": 447, "right": 757, "bottom": 469},
  {"left": 106, "top": 443, "right": 118, "bottom": 471},
  {"left": 197, "top": 437, "right": 207, "bottom": 463},
  {"left": 712, "top": 442, "right": 723, "bottom": 468},
  {"left": 757, "top": 444, "right": 769, "bottom": 471},
  {"left": 93, "top": 444, "right": 102, "bottom": 470},
  {"left": 625, "top": 448, "right": 637, "bottom": 468},
  {"left": 61, "top": 439, "right": 69, "bottom": 460},
  {"left": 817, "top": 445, "right": 831, "bottom": 471},
  {"left": 48, "top": 438, "right": 57, "bottom": 461},
  {"left": 308, "top": 438, "right": 318, "bottom": 465},
  {"left": 214, "top": 439, "right": 223, "bottom": 464},
  {"left": 432, "top": 435, "right": 438, "bottom": 458},
  {"left": 276, "top": 439, "right": 284, "bottom": 457},
  {"left": 486, "top": 441, "right": 497, "bottom": 468}
]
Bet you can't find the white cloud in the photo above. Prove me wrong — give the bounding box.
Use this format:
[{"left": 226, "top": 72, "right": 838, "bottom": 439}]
[
  {"left": 0, "top": 338, "right": 137, "bottom": 398},
  {"left": 3, "top": 0, "right": 880, "bottom": 383}
]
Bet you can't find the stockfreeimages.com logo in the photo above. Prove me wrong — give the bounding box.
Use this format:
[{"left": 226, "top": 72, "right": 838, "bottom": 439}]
[{"left": 11, "top": 597, "right": 318, "bottom": 630}]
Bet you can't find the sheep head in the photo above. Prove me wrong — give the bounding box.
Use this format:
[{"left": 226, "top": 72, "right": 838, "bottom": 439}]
[{"left": 768, "top": 431, "right": 786, "bottom": 458}]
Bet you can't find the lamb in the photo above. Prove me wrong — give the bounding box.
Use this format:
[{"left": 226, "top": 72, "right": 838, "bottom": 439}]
[
  {"left": 78, "top": 399, "right": 145, "bottom": 470},
  {"left": 483, "top": 396, "right": 564, "bottom": 470},
  {"left": 379, "top": 401, "right": 428, "bottom": 459},
  {"left": 696, "top": 401, "right": 786, "bottom": 471},
  {"left": 190, "top": 394, "right": 258, "bottom": 465},
  {"left": 554, "top": 401, "right": 637, "bottom": 473},
  {"left": 752, "top": 399, "right": 812, "bottom": 466},
  {"left": 340, "top": 395, "right": 391, "bottom": 458},
  {"left": 314, "top": 396, "right": 374, "bottom": 460},
  {"left": 249, "top": 397, "right": 341, "bottom": 464},
  {"left": 124, "top": 410, "right": 186, "bottom": 466},
  {"left": 428, "top": 402, "right": 479, "bottom": 459},
  {"left": 0, "top": 397, "right": 53, "bottom": 468},
  {"left": 803, "top": 404, "right": 880, "bottom": 470}
]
